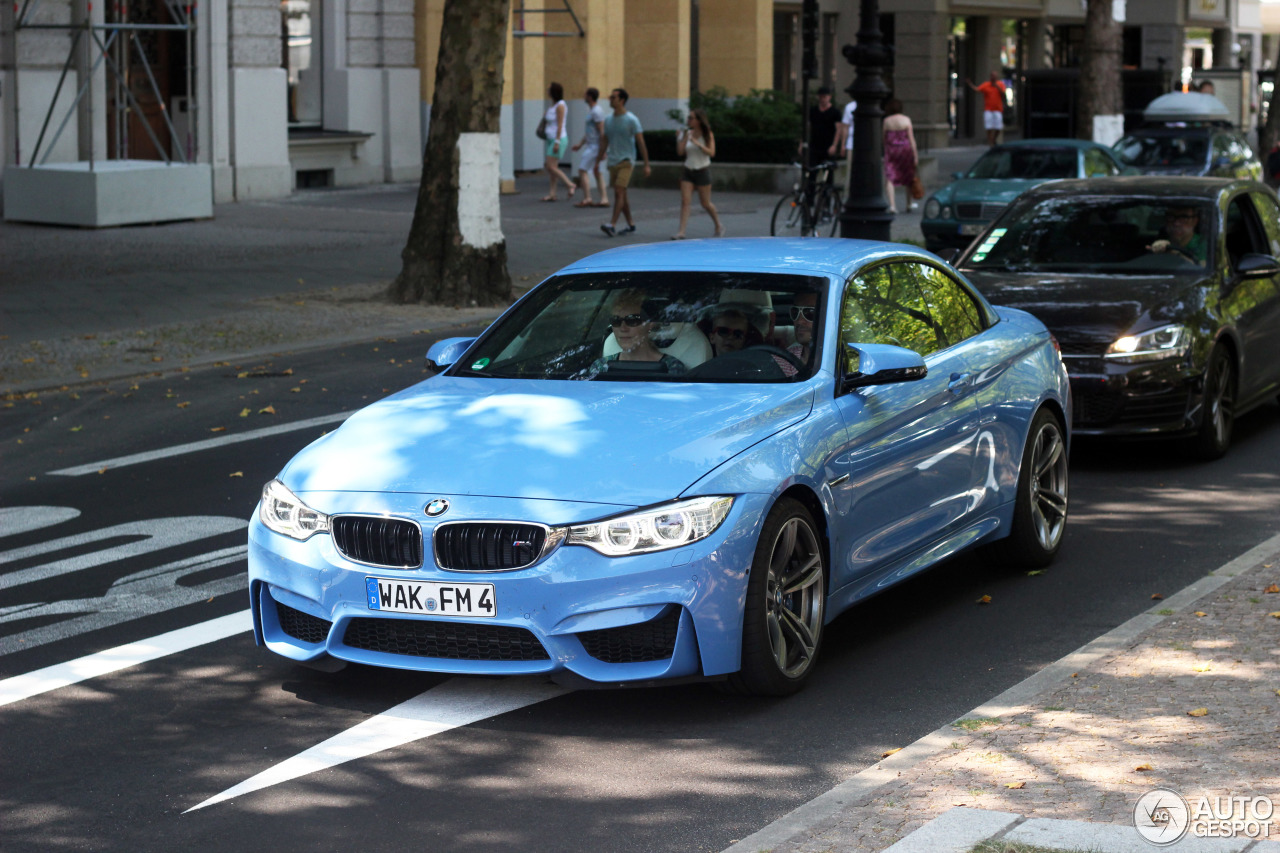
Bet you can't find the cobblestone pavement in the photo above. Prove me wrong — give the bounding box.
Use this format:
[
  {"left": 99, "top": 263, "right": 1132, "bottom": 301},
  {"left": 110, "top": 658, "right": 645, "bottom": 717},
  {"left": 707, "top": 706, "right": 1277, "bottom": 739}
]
[{"left": 729, "top": 542, "right": 1280, "bottom": 852}]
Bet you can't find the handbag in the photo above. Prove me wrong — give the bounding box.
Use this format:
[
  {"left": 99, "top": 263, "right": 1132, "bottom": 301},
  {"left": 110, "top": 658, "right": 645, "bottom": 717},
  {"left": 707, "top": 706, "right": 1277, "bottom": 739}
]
[
  {"left": 909, "top": 173, "right": 925, "bottom": 200},
  {"left": 535, "top": 118, "right": 548, "bottom": 140}
]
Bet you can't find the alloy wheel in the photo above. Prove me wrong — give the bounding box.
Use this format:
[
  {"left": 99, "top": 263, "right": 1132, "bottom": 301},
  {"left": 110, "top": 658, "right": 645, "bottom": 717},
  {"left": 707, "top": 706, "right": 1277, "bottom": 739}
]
[
  {"left": 1028, "top": 421, "right": 1068, "bottom": 552},
  {"left": 764, "top": 517, "right": 825, "bottom": 678}
]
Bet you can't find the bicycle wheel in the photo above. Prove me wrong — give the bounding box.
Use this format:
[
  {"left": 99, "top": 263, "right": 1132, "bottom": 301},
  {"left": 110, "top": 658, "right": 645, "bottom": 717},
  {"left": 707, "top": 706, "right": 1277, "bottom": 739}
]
[
  {"left": 816, "top": 188, "right": 842, "bottom": 237},
  {"left": 770, "top": 192, "right": 808, "bottom": 237}
]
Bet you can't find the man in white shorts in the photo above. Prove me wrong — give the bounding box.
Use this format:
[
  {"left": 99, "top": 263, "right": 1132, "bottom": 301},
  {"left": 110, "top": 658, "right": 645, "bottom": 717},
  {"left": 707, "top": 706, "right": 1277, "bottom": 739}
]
[
  {"left": 571, "top": 87, "right": 608, "bottom": 208},
  {"left": 967, "top": 71, "right": 1007, "bottom": 146}
]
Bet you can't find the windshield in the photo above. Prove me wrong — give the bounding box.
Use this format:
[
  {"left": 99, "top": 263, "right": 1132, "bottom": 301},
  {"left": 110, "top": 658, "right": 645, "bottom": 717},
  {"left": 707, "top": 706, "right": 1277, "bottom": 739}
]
[
  {"left": 451, "top": 271, "right": 828, "bottom": 383},
  {"left": 1113, "top": 134, "right": 1209, "bottom": 168},
  {"left": 966, "top": 147, "right": 1078, "bottom": 180},
  {"left": 962, "top": 196, "right": 1215, "bottom": 273}
]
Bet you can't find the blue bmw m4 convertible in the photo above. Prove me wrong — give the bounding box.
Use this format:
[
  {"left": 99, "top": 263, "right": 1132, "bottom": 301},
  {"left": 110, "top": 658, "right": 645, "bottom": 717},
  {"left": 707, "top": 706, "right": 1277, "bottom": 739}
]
[{"left": 249, "top": 239, "right": 1071, "bottom": 695}]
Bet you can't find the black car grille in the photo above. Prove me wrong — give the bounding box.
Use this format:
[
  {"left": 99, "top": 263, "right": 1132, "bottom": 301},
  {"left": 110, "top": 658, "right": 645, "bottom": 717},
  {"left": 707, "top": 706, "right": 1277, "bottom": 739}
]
[
  {"left": 343, "top": 618, "right": 549, "bottom": 661},
  {"left": 1054, "top": 333, "right": 1111, "bottom": 357},
  {"left": 276, "top": 601, "right": 333, "bottom": 645},
  {"left": 331, "top": 516, "right": 423, "bottom": 568},
  {"left": 434, "top": 523, "right": 548, "bottom": 571},
  {"left": 955, "top": 202, "right": 1006, "bottom": 221},
  {"left": 1073, "top": 389, "right": 1189, "bottom": 427},
  {"left": 578, "top": 607, "right": 681, "bottom": 664}
]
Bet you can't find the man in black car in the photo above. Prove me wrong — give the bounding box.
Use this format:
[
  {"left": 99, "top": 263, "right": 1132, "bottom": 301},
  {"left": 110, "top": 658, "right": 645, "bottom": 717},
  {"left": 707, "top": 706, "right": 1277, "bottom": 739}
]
[{"left": 1147, "top": 205, "right": 1207, "bottom": 264}]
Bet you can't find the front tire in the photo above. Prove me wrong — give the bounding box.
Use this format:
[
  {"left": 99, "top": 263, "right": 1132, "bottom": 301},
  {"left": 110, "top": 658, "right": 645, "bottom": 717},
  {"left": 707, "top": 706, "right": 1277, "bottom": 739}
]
[
  {"left": 728, "top": 498, "right": 826, "bottom": 696},
  {"left": 1191, "top": 346, "right": 1235, "bottom": 461},
  {"left": 816, "top": 187, "right": 842, "bottom": 237},
  {"left": 990, "top": 408, "right": 1068, "bottom": 568},
  {"left": 771, "top": 193, "right": 805, "bottom": 237}
]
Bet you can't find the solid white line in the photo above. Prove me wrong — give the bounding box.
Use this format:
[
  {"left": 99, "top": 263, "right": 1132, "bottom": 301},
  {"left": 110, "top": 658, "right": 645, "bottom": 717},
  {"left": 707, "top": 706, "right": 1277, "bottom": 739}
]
[
  {"left": 184, "top": 677, "right": 571, "bottom": 812},
  {"left": 0, "top": 610, "right": 252, "bottom": 708},
  {"left": 47, "top": 411, "right": 353, "bottom": 476}
]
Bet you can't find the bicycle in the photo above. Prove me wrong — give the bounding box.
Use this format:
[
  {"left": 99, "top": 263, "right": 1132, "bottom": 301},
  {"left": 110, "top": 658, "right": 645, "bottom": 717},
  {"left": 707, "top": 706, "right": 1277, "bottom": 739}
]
[{"left": 770, "top": 161, "right": 843, "bottom": 238}]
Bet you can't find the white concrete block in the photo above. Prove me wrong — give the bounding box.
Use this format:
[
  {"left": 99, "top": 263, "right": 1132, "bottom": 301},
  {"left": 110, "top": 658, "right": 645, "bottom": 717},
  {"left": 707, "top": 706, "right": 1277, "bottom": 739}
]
[
  {"left": 230, "top": 67, "right": 290, "bottom": 198},
  {"left": 3, "top": 160, "right": 213, "bottom": 226},
  {"left": 382, "top": 67, "right": 420, "bottom": 181},
  {"left": 883, "top": 807, "right": 1023, "bottom": 853},
  {"left": 1006, "top": 818, "right": 1254, "bottom": 852}
]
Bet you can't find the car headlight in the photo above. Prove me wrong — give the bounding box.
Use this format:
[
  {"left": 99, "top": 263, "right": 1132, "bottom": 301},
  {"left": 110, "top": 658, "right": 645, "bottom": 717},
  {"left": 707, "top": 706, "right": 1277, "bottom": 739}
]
[
  {"left": 1104, "top": 324, "right": 1191, "bottom": 363},
  {"left": 924, "top": 198, "right": 941, "bottom": 219},
  {"left": 259, "top": 479, "right": 330, "bottom": 540},
  {"left": 564, "top": 496, "right": 734, "bottom": 556}
]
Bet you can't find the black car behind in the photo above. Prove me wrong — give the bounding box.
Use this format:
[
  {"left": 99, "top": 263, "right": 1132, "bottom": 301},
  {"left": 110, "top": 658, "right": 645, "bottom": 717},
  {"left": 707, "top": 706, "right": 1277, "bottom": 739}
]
[{"left": 953, "top": 177, "right": 1280, "bottom": 459}]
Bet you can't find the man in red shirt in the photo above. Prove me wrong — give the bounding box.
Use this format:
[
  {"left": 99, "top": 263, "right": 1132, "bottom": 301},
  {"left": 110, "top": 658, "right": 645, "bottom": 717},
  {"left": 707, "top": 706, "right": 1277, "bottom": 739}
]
[{"left": 966, "top": 72, "right": 1007, "bottom": 146}]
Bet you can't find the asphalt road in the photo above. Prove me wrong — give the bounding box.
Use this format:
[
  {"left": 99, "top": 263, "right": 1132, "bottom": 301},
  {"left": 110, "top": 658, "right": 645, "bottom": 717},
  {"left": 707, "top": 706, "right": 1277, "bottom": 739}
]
[{"left": 3, "top": 328, "right": 1279, "bottom": 853}]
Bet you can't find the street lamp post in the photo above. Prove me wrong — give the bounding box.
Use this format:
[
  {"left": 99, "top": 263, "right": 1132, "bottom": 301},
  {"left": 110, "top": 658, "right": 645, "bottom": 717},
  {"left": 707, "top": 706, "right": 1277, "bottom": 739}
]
[{"left": 839, "top": 0, "right": 894, "bottom": 241}]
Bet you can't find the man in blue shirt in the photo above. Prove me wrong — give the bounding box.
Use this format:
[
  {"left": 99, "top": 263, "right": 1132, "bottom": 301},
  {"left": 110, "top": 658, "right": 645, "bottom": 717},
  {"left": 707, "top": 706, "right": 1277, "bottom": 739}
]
[{"left": 598, "top": 88, "right": 651, "bottom": 237}]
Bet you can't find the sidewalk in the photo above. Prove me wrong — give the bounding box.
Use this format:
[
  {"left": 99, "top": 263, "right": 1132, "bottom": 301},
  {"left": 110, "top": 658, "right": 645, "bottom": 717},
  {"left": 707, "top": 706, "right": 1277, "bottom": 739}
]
[{"left": 724, "top": 535, "right": 1280, "bottom": 853}]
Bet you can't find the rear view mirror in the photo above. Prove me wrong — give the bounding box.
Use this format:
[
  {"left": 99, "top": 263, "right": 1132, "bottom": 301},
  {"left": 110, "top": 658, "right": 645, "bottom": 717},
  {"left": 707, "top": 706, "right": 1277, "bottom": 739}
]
[
  {"left": 840, "top": 343, "right": 927, "bottom": 392},
  {"left": 425, "top": 337, "right": 478, "bottom": 371},
  {"left": 1236, "top": 253, "right": 1280, "bottom": 280}
]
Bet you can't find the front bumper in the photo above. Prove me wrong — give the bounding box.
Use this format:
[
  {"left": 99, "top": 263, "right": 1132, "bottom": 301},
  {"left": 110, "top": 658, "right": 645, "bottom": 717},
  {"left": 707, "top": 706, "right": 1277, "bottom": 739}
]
[
  {"left": 1064, "top": 354, "right": 1201, "bottom": 436},
  {"left": 921, "top": 220, "right": 986, "bottom": 251},
  {"left": 247, "top": 492, "right": 770, "bottom": 684}
]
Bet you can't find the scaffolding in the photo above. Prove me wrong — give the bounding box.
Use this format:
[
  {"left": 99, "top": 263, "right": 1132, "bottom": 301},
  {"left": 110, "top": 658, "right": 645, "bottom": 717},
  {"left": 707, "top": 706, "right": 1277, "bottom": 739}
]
[
  {"left": 8, "top": 0, "right": 199, "bottom": 167},
  {"left": 512, "top": 0, "right": 584, "bottom": 39}
]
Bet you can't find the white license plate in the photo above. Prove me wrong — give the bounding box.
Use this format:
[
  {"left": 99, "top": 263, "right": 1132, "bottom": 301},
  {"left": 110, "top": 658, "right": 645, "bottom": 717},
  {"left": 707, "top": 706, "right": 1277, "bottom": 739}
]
[
  {"left": 365, "top": 577, "right": 496, "bottom": 617},
  {"left": 959, "top": 223, "right": 986, "bottom": 235}
]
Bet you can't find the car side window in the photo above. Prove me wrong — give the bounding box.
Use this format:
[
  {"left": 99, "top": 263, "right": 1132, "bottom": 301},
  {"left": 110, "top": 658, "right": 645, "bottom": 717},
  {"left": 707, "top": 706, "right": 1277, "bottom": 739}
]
[
  {"left": 917, "top": 265, "right": 985, "bottom": 346},
  {"left": 1223, "top": 195, "right": 1269, "bottom": 271},
  {"left": 840, "top": 263, "right": 940, "bottom": 371},
  {"left": 1250, "top": 192, "right": 1280, "bottom": 257},
  {"left": 1084, "top": 149, "right": 1116, "bottom": 177}
]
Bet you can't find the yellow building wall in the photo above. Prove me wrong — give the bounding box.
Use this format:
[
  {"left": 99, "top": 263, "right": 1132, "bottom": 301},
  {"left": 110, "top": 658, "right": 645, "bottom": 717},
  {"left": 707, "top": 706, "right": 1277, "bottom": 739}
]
[
  {"left": 416, "top": 0, "right": 446, "bottom": 103},
  {"left": 699, "top": 0, "right": 772, "bottom": 94},
  {"left": 624, "top": 0, "right": 691, "bottom": 100}
]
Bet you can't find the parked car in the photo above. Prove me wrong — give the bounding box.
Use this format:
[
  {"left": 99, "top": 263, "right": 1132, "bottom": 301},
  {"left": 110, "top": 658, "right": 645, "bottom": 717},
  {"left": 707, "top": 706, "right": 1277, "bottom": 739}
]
[
  {"left": 1112, "top": 92, "right": 1262, "bottom": 181},
  {"left": 248, "top": 239, "right": 1071, "bottom": 695},
  {"left": 922, "top": 139, "right": 1126, "bottom": 253},
  {"left": 954, "top": 177, "right": 1280, "bottom": 459}
]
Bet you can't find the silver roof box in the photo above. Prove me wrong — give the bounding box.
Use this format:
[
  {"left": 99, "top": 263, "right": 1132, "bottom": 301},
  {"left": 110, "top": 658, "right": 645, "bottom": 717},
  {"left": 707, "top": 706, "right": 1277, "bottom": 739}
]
[{"left": 1142, "top": 92, "right": 1231, "bottom": 124}]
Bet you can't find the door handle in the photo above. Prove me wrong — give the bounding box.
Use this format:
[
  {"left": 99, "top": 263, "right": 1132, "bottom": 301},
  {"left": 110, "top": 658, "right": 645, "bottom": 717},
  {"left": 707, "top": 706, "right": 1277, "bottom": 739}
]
[{"left": 947, "top": 372, "right": 973, "bottom": 394}]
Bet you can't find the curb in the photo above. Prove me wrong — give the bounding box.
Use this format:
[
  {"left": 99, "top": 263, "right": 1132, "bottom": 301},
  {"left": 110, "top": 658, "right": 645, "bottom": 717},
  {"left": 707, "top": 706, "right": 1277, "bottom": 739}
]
[{"left": 721, "top": 530, "right": 1280, "bottom": 853}]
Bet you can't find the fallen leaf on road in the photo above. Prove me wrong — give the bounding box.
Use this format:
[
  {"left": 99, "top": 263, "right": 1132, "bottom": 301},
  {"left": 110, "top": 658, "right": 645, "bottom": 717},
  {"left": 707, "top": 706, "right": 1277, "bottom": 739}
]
[
  {"left": 259, "top": 405, "right": 277, "bottom": 415},
  {"left": 290, "top": 387, "right": 301, "bottom": 393},
  {"left": 237, "top": 371, "right": 249, "bottom": 378},
  {"left": 1150, "top": 593, "right": 1164, "bottom": 600},
  {"left": 151, "top": 356, "right": 162, "bottom": 362},
  {"left": 69, "top": 425, "right": 83, "bottom": 432},
  {"left": 1135, "top": 763, "right": 1153, "bottom": 772},
  {"left": 1264, "top": 584, "right": 1279, "bottom": 594},
  {"left": 210, "top": 426, "right": 227, "bottom": 432},
  {"left": 1193, "top": 611, "right": 1207, "bottom": 617},
  {"left": 976, "top": 595, "right": 992, "bottom": 604},
  {"left": 1026, "top": 570, "right": 1044, "bottom": 577},
  {"left": 282, "top": 368, "right": 293, "bottom": 375},
  {"left": 1269, "top": 612, "right": 1280, "bottom": 619},
  {"left": 1187, "top": 708, "right": 1209, "bottom": 717},
  {"left": 1004, "top": 782, "right": 1025, "bottom": 789},
  {"left": 177, "top": 402, "right": 190, "bottom": 409},
  {"left": 239, "top": 408, "right": 250, "bottom": 417},
  {"left": 1192, "top": 663, "right": 1212, "bottom": 672},
  {"left": 881, "top": 748, "right": 901, "bottom": 758},
  {"left": 229, "top": 471, "right": 243, "bottom": 478},
  {"left": 97, "top": 467, "right": 107, "bottom": 475}
]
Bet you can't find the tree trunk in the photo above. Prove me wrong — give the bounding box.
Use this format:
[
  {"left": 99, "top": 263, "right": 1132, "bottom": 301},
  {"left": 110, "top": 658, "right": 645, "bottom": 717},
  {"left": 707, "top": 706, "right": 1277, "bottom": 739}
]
[
  {"left": 389, "top": 0, "right": 512, "bottom": 306},
  {"left": 1077, "top": 0, "right": 1122, "bottom": 141},
  {"left": 1263, "top": 40, "right": 1280, "bottom": 161}
]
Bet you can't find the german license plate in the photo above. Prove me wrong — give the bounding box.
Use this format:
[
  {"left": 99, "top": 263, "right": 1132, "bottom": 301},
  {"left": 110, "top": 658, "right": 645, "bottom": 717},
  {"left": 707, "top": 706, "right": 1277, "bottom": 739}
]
[
  {"left": 959, "top": 223, "right": 985, "bottom": 236},
  {"left": 365, "top": 577, "right": 496, "bottom": 617}
]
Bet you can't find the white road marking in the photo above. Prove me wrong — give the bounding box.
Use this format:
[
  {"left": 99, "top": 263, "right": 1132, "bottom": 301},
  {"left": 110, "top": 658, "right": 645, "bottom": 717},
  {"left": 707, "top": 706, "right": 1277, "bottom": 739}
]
[
  {"left": 0, "top": 545, "right": 248, "bottom": 654},
  {"left": 0, "top": 610, "right": 252, "bottom": 708},
  {"left": 0, "top": 506, "right": 81, "bottom": 537},
  {"left": 0, "top": 516, "right": 247, "bottom": 590},
  {"left": 46, "top": 411, "right": 353, "bottom": 476},
  {"left": 185, "top": 677, "right": 571, "bottom": 813}
]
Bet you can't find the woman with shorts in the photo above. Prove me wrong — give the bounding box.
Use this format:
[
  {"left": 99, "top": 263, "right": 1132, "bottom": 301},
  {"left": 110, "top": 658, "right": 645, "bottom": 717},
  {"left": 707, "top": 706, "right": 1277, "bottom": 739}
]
[
  {"left": 673, "top": 109, "right": 725, "bottom": 239},
  {"left": 541, "top": 82, "right": 576, "bottom": 202}
]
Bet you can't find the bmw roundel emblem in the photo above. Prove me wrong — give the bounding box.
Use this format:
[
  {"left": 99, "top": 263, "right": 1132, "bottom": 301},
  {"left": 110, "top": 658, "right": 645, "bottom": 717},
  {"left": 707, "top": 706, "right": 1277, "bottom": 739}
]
[{"left": 425, "top": 498, "right": 450, "bottom": 517}]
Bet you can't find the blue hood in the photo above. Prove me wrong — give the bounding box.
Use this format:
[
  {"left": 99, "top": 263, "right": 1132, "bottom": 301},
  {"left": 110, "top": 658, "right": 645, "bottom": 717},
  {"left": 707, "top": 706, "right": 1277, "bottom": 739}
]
[{"left": 280, "top": 376, "right": 815, "bottom": 506}]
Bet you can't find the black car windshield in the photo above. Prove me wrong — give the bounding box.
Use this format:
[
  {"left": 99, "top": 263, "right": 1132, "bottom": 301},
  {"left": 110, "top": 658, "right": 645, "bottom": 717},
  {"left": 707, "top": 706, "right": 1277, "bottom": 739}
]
[
  {"left": 962, "top": 196, "right": 1215, "bottom": 273},
  {"left": 450, "top": 271, "right": 827, "bottom": 383},
  {"left": 1113, "top": 134, "right": 1209, "bottom": 168},
  {"left": 966, "top": 147, "right": 1078, "bottom": 180}
]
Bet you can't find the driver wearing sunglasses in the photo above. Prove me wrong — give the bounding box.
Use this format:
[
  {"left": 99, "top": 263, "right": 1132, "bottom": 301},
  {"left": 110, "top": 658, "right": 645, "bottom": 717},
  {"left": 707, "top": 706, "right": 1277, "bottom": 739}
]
[
  {"left": 581, "top": 288, "right": 688, "bottom": 378},
  {"left": 775, "top": 293, "right": 818, "bottom": 378}
]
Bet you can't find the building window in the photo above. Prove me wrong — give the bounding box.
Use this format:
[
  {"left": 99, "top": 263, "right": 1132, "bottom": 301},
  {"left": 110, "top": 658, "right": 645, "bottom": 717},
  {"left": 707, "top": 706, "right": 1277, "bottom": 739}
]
[
  {"left": 821, "top": 13, "right": 838, "bottom": 92},
  {"left": 774, "top": 10, "right": 799, "bottom": 98},
  {"left": 282, "top": 0, "right": 322, "bottom": 127}
]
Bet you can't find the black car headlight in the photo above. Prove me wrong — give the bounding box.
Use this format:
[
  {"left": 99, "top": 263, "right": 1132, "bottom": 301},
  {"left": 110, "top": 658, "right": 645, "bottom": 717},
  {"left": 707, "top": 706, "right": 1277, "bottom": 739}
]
[
  {"left": 259, "top": 479, "right": 330, "bottom": 540},
  {"left": 563, "top": 496, "right": 734, "bottom": 556},
  {"left": 1104, "top": 324, "right": 1191, "bottom": 364}
]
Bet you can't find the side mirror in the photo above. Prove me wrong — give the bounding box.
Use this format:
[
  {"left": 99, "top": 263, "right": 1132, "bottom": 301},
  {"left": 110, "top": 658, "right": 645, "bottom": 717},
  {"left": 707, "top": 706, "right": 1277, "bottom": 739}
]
[
  {"left": 1236, "top": 253, "right": 1280, "bottom": 280},
  {"left": 840, "top": 343, "right": 928, "bottom": 392},
  {"left": 425, "top": 337, "right": 478, "bottom": 371}
]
